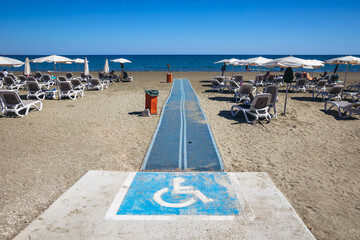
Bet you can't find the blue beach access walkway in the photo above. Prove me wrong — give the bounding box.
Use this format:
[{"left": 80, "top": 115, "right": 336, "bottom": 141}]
[{"left": 141, "top": 79, "right": 224, "bottom": 171}]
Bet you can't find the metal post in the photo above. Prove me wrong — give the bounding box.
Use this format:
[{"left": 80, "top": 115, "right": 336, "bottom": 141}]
[
  {"left": 341, "top": 63, "right": 349, "bottom": 98},
  {"left": 284, "top": 82, "right": 289, "bottom": 116}
]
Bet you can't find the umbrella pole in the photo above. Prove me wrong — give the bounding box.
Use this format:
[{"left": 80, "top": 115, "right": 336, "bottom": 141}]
[
  {"left": 284, "top": 83, "right": 289, "bottom": 116},
  {"left": 341, "top": 63, "right": 349, "bottom": 98}
]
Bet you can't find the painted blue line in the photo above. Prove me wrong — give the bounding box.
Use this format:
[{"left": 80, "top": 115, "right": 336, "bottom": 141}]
[
  {"left": 182, "top": 80, "right": 188, "bottom": 170},
  {"left": 178, "top": 79, "right": 184, "bottom": 170}
]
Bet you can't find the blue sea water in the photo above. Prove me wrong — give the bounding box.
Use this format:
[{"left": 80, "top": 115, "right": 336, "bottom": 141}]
[{"left": 2, "top": 55, "right": 360, "bottom": 73}]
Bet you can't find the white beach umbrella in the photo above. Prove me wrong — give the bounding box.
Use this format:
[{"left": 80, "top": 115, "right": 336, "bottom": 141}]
[
  {"left": 104, "top": 59, "right": 109, "bottom": 74},
  {"left": 214, "top": 58, "right": 243, "bottom": 78},
  {"left": 24, "top": 57, "right": 31, "bottom": 75},
  {"left": 261, "top": 55, "right": 307, "bottom": 68},
  {"left": 31, "top": 54, "right": 73, "bottom": 74},
  {"left": 245, "top": 56, "right": 273, "bottom": 79},
  {"left": 84, "top": 57, "right": 89, "bottom": 75},
  {"left": 325, "top": 55, "right": 360, "bottom": 90},
  {"left": 244, "top": 56, "right": 272, "bottom": 67},
  {"left": 303, "top": 59, "right": 325, "bottom": 70},
  {"left": 261, "top": 55, "right": 309, "bottom": 116},
  {"left": 0, "top": 56, "right": 24, "bottom": 67},
  {"left": 73, "top": 58, "right": 85, "bottom": 64},
  {"left": 111, "top": 58, "right": 132, "bottom": 64},
  {"left": 73, "top": 58, "right": 86, "bottom": 72}
]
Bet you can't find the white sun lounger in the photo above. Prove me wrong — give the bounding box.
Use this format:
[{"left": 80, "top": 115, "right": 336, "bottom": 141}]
[
  {"left": 325, "top": 101, "right": 360, "bottom": 118},
  {"left": 59, "top": 81, "right": 84, "bottom": 100},
  {"left": 313, "top": 85, "right": 344, "bottom": 101},
  {"left": 90, "top": 78, "right": 108, "bottom": 91},
  {"left": 0, "top": 90, "right": 43, "bottom": 117},
  {"left": 234, "top": 83, "right": 256, "bottom": 103},
  {"left": 231, "top": 93, "right": 272, "bottom": 124}
]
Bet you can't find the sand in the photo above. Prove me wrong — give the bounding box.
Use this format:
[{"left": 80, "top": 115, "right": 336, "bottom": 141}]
[{"left": 0, "top": 71, "right": 359, "bottom": 240}]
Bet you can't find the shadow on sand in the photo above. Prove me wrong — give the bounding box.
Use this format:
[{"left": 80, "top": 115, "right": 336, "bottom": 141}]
[
  {"left": 320, "top": 109, "right": 358, "bottom": 121},
  {"left": 291, "top": 96, "right": 324, "bottom": 102}
]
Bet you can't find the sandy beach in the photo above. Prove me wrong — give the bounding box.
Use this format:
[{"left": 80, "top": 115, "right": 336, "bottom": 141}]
[{"left": 0, "top": 71, "right": 359, "bottom": 240}]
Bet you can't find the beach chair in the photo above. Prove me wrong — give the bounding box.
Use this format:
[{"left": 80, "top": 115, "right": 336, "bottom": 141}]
[
  {"left": 234, "top": 83, "right": 256, "bottom": 103},
  {"left": 58, "top": 81, "right": 84, "bottom": 100},
  {"left": 35, "top": 72, "right": 43, "bottom": 81},
  {"left": 346, "top": 82, "right": 360, "bottom": 92},
  {"left": 232, "top": 75, "right": 243, "bottom": 83},
  {"left": 262, "top": 84, "right": 278, "bottom": 118},
  {"left": 214, "top": 76, "right": 225, "bottom": 84},
  {"left": 228, "top": 80, "right": 241, "bottom": 93},
  {"left": 58, "top": 76, "right": 68, "bottom": 82},
  {"left": 65, "top": 72, "right": 76, "bottom": 81},
  {"left": 89, "top": 78, "right": 107, "bottom": 91},
  {"left": 0, "top": 79, "right": 3, "bottom": 89},
  {"left": 26, "top": 76, "right": 48, "bottom": 89},
  {"left": 18, "top": 75, "right": 27, "bottom": 84},
  {"left": 343, "top": 89, "right": 360, "bottom": 102},
  {"left": 26, "top": 81, "right": 58, "bottom": 100},
  {"left": 42, "top": 74, "right": 55, "bottom": 88},
  {"left": 249, "top": 75, "right": 264, "bottom": 87},
  {"left": 80, "top": 73, "right": 88, "bottom": 82},
  {"left": 71, "top": 79, "right": 86, "bottom": 91},
  {"left": 0, "top": 72, "right": 4, "bottom": 80},
  {"left": 211, "top": 79, "right": 225, "bottom": 92},
  {"left": 4, "top": 76, "right": 24, "bottom": 92},
  {"left": 122, "top": 76, "right": 133, "bottom": 82},
  {"left": 308, "top": 80, "right": 328, "bottom": 94},
  {"left": 231, "top": 93, "right": 272, "bottom": 124},
  {"left": 0, "top": 90, "right": 42, "bottom": 117},
  {"left": 289, "top": 78, "right": 308, "bottom": 92},
  {"left": 313, "top": 85, "right": 344, "bottom": 101},
  {"left": 7, "top": 73, "right": 19, "bottom": 82},
  {"left": 325, "top": 101, "right": 360, "bottom": 118}
]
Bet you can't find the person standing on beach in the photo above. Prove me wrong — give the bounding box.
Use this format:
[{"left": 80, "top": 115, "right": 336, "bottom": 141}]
[
  {"left": 221, "top": 63, "right": 226, "bottom": 76},
  {"left": 3, "top": 69, "right": 8, "bottom": 76},
  {"left": 121, "top": 70, "right": 128, "bottom": 81}
]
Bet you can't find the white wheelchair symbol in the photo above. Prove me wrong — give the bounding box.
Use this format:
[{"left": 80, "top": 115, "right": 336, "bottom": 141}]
[{"left": 153, "top": 177, "right": 214, "bottom": 208}]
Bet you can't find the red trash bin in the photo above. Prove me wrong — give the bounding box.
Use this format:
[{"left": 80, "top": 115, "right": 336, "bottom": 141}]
[
  {"left": 167, "top": 73, "right": 173, "bottom": 83},
  {"left": 145, "top": 90, "right": 159, "bottom": 115}
]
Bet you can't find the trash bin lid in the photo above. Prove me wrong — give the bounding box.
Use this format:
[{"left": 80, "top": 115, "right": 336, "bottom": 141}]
[{"left": 145, "top": 90, "right": 159, "bottom": 97}]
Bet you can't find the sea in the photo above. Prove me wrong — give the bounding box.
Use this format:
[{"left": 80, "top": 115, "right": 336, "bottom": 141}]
[{"left": 2, "top": 55, "right": 360, "bottom": 73}]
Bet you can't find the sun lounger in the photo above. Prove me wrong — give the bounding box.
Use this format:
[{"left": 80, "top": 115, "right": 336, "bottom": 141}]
[
  {"left": 211, "top": 79, "right": 225, "bottom": 92},
  {"left": 66, "top": 72, "right": 76, "bottom": 81},
  {"left": 228, "top": 80, "right": 240, "bottom": 93},
  {"left": 234, "top": 83, "right": 256, "bottom": 103},
  {"left": 26, "top": 76, "right": 48, "bottom": 89},
  {"left": 343, "top": 90, "right": 360, "bottom": 102},
  {"left": 249, "top": 75, "right": 264, "bottom": 87},
  {"left": 89, "top": 78, "right": 108, "bottom": 91},
  {"left": 0, "top": 90, "right": 42, "bottom": 117},
  {"left": 308, "top": 80, "right": 328, "bottom": 94},
  {"left": 346, "top": 82, "right": 360, "bottom": 92},
  {"left": 262, "top": 84, "right": 278, "bottom": 118},
  {"left": 313, "top": 85, "right": 343, "bottom": 101},
  {"left": 325, "top": 101, "right": 360, "bottom": 118},
  {"left": 58, "top": 81, "right": 84, "bottom": 100},
  {"left": 26, "top": 81, "right": 58, "bottom": 100},
  {"left": 80, "top": 73, "right": 88, "bottom": 82},
  {"left": 71, "top": 79, "right": 86, "bottom": 91},
  {"left": 232, "top": 75, "right": 243, "bottom": 83},
  {"left": 214, "top": 76, "right": 225, "bottom": 84},
  {"left": 231, "top": 93, "right": 272, "bottom": 124},
  {"left": 289, "top": 78, "right": 308, "bottom": 92},
  {"left": 58, "top": 76, "right": 68, "bottom": 82},
  {"left": 4, "top": 76, "right": 24, "bottom": 92},
  {"left": 42, "top": 74, "right": 55, "bottom": 88},
  {"left": 0, "top": 72, "right": 5, "bottom": 80},
  {"left": 18, "top": 75, "right": 28, "bottom": 84},
  {"left": 7, "top": 73, "right": 19, "bottom": 82},
  {"left": 35, "top": 72, "right": 43, "bottom": 81},
  {"left": 122, "top": 76, "right": 133, "bottom": 82}
]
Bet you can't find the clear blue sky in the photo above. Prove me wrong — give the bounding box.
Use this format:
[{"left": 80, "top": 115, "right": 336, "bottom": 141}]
[{"left": 1, "top": 0, "right": 359, "bottom": 55}]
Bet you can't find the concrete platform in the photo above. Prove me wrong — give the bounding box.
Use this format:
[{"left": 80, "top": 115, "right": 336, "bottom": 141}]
[{"left": 15, "top": 171, "right": 315, "bottom": 240}]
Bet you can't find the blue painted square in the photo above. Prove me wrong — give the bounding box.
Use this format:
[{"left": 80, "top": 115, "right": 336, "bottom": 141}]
[{"left": 117, "top": 172, "right": 241, "bottom": 216}]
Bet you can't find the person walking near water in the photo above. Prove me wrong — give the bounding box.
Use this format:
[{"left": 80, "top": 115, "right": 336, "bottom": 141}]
[{"left": 221, "top": 63, "right": 226, "bottom": 76}]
